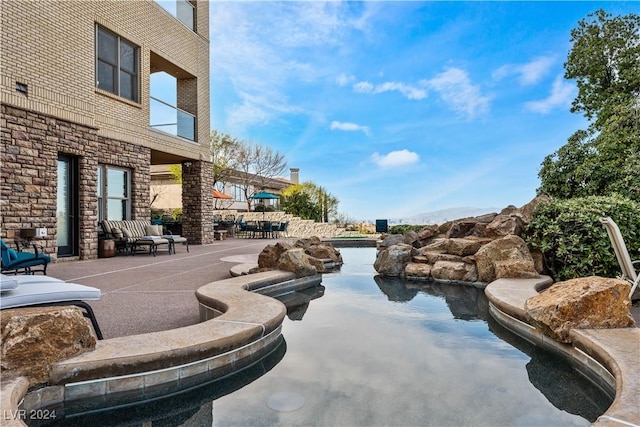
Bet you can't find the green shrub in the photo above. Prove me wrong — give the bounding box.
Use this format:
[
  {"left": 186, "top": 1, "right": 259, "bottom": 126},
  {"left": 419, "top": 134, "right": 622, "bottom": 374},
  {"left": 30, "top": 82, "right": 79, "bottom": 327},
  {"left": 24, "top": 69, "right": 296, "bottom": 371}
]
[
  {"left": 389, "top": 224, "right": 429, "bottom": 235},
  {"left": 524, "top": 194, "right": 640, "bottom": 281}
]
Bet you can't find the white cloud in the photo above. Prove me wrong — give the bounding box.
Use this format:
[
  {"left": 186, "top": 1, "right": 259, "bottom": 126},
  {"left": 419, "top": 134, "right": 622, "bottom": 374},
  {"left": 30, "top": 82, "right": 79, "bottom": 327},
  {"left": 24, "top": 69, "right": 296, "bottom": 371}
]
[
  {"left": 336, "top": 73, "right": 355, "bottom": 86},
  {"left": 211, "top": 3, "right": 372, "bottom": 131},
  {"left": 525, "top": 75, "right": 575, "bottom": 114},
  {"left": 493, "top": 56, "right": 556, "bottom": 85},
  {"left": 424, "top": 68, "right": 490, "bottom": 119},
  {"left": 330, "top": 121, "right": 371, "bottom": 135},
  {"left": 371, "top": 149, "right": 420, "bottom": 168},
  {"left": 353, "top": 80, "right": 427, "bottom": 100}
]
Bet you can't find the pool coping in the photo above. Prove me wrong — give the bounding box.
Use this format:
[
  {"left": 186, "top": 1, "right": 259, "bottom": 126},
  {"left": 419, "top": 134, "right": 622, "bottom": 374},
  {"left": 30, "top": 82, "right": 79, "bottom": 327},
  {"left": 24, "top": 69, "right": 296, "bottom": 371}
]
[
  {"left": 1, "top": 274, "right": 638, "bottom": 426},
  {"left": 485, "top": 276, "right": 640, "bottom": 427},
  {"left": 0, "top": 269, "right": 321, "bottom": 425}
]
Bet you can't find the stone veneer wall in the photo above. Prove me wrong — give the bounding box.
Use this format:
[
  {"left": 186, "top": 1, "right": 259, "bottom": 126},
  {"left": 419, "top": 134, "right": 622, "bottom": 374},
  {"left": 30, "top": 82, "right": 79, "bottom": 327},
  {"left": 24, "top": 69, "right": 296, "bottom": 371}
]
[
  {"left": 182, "top": 160, "right": 215, "bottom": 244},
  {"left": 213, "top": 210, "right": 345, "bottom": 238},
  {"left": 1, "top": 104, "right": 151, "bottom": 260}
]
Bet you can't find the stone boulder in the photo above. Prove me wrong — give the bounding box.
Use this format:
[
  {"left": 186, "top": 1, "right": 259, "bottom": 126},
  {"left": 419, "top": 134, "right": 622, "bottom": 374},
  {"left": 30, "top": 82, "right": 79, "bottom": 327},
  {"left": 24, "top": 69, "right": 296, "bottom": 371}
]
[
  {"left": 446, "top": 219, "right": 477, "bottom": 238},
  {"left": 417, "top": 225, "right": 439, "bottom": 242},
  {"left": 445, "top": 238, "right": 482, "bottom": 257},
  {"left": 518, "top": 194, "right": 551, "bottom": 223},
  {"left": 484, "top": 214, "right": 525, "bottom": 237},
  {"left": 419, "top": 238, "right": 448, "bottom": 254},
  {"left": 379, "top": 234, "right": 405, "bottom": 248},
  {"left": 1, "top": 306, "right": 97, "bottom": 386},
  {"left": 304, "top": 242, "right": 343, "bottom": 265},
  {"left": 293, "top": 236, "right": 323, "bottom": 248},
  {"left": 404, "top": 230, "right": 420, "bottom": 247},
  {"left": 525, "top": 276, "right": 635, "bottom": 343},
  {"left": 474, "top": 235, "right": 539, "bottom": 282},
  {"left": 405, "top": 262, "right": 432, "bottom": 279},
  {"left": 258, "top": 242, "right": 293, "bottom": 269},
  {"left": 374, "top": 243, "right": 415, "bottom": 277},
  {"left": 431, "top": 260, "right": 478, "bottom": 282},
  {"left": 276, "top": 248, "right": 319, "bottom": 277}
]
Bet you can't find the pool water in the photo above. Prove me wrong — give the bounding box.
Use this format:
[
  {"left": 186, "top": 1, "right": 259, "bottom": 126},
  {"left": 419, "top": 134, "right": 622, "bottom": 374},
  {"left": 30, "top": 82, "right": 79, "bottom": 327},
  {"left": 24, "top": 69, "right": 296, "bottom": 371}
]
[{"left": 50, "top": 247, "right": 611, "bottom": 426}]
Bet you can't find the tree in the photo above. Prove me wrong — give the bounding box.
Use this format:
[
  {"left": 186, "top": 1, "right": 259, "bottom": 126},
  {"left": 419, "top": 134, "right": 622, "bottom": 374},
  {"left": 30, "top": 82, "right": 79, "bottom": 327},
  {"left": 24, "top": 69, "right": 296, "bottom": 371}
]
[
  {"left": 233, "top": 141, "right": 287, "bottom": 211},
  {"left": 280, "top": 181, "right": 339, "bottom": 222},
  {"left": 210, "top": 130, "right": 242, "bottom": 187},
  {"left": 538, "top": 10, "right": 640, "bottom": 202},
  {"left": 565, "top": 9, "right": 640, "bottom": 128}
]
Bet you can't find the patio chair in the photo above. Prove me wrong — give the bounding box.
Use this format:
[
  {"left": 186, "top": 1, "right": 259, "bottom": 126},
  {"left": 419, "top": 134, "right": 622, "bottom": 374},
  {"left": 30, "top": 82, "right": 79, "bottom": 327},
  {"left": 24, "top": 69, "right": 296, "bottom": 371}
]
[
  {"left": 277, "top": 221, "right": 289, "bottom": 238},
  {"left": 0, "top": 274, "right": 103, "bottom": 339},
  {"left": 1, "top": 238, "right": 51, "bottom": 275},
  {"left": 599, "top": 217, "right": 640, "bottom": 300}
]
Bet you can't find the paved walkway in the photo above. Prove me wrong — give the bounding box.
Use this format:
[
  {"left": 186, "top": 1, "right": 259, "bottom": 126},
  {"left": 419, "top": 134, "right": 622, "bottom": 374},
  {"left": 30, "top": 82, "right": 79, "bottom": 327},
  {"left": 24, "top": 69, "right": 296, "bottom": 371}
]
[{"left": 47, "top": 238, "right": 283, "bottom": 339}]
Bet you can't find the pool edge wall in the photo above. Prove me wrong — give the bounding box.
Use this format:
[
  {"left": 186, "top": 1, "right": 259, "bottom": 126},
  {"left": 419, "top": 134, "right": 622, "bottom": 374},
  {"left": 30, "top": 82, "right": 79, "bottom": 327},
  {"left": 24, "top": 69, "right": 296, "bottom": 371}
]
[{"left": 1, "top": 271, "right": 322, "bottom": 426}]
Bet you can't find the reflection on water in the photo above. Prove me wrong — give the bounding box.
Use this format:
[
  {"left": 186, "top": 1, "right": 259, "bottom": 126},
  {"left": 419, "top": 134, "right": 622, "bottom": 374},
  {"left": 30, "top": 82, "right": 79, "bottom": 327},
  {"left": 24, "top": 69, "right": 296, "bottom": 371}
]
[{"left": 41, "top": 248, "right": 612, "bottom": 426}]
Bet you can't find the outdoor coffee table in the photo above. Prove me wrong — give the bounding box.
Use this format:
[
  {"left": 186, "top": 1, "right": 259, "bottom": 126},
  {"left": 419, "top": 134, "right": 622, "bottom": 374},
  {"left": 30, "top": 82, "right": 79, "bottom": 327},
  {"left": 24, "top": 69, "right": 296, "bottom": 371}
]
[
  {"left": 131, "top": 236, "right": 170, "bottom": 256},
  {"left": 162, "top": 235, "right": 188, "bottom": 254}
]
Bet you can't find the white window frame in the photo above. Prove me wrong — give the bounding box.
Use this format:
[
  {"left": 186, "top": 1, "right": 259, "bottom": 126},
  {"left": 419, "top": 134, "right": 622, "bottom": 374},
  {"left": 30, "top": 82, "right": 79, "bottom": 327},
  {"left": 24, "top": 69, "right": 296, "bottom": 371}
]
[{"left": 97, "top": 165, "right": 132, "bottom": 222}]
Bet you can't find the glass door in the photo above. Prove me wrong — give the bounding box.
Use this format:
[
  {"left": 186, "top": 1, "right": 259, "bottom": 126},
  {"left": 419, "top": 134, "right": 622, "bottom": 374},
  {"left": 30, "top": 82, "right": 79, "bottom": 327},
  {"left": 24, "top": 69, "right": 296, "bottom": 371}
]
[{"left": 57, "top": 155, "right": 79, "bottom": 256}]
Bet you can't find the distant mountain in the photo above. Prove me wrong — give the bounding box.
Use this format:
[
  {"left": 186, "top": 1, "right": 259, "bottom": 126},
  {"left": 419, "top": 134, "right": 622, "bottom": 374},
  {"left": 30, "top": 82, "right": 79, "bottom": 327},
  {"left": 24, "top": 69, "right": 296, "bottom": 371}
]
[{"left": 390, "top": 207, "right": 501, "bottom": 225}]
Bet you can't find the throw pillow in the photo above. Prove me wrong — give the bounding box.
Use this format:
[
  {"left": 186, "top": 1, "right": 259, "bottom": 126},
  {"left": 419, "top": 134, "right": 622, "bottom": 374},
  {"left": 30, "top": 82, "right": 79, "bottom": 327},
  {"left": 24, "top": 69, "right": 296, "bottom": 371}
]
[
  {"left": 145, "top": 224, "right": 162, "bottom": 236},
  {"left": 121, "top": 228, "right": 133, "bottom": 239}
]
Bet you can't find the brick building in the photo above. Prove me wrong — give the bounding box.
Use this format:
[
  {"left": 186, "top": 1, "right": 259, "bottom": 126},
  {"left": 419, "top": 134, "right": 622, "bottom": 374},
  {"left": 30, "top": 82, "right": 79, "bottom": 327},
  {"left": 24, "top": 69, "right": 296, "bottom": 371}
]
[{"left": 1, "top": 1, "right": 214, "bottom": 260}]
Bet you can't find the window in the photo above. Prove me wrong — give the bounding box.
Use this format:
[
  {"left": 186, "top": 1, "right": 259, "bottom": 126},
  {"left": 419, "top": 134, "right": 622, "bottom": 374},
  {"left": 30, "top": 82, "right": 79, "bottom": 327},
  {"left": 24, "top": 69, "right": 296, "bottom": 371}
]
[
  {"left": 96, "top": 25, "right": 139, "bottom": 102},
  {"left": 97, "top": 165, "right": 131, "bottom": 222},
  {"left": 154, "top": 0, "right": 195, "bottom": 31},
  {"left": 231, "top": 184, "right": 246, "bottom": 203}
]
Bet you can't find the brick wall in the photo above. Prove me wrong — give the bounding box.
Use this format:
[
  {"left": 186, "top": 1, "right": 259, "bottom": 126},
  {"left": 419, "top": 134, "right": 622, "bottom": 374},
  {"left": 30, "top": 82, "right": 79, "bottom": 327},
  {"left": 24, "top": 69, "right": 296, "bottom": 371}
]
[
  {"left": 1, "top": 1, "right": 210, "bottom": 158},
  {"left": 0, "top": 0, "right": 214, "bottom": 258}
]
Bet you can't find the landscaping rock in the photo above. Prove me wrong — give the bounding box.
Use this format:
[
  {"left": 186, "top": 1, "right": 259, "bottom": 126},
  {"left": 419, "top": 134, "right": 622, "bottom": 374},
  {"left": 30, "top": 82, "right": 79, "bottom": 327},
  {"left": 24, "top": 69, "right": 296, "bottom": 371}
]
[
  {"left": 446, "top": 219, "right": 477, "bottom": 238},
  {"left": 304, "top": 242, "right": 343, "bottom": 265},
  {"left": 417, "top": 225, "right": 439, "bottom": 242},
  {"left": 525, "top": 276, "right": 635, "bottom": 343},
  {"left": 474, "top": 235, "right": 538, "bottom": 282},
  {"left": 405, "top": 262, "right": 432, "bottom": 279},
  {"left": 404, "top": 230, "right": 421, "bottom": 247},
  {"left": 484, "top": 214, "right": 525, "bottom": 237},
  {"left": 1, "top": 306, "right": 97, "bottom": 386},
  {"left": 374, "top": 243, "right": 415, "bottom": 277},
  {"left": 380, "top": 234, "right": 405, "bottom": 248},
  {"left": 445, "top": 238, "right": 482, "bottom": 257},
  {"left": 422, "top": 252, "right": 464, "bottom": 264},
  {"left": 431, "top": 260, "right": 478, "bottom": 282},
  {"left": 277, "top": 248, "right": 318, "bottom": 277},
  {"left": 258, "top": 242, "right": 293, "bottom": 269}
]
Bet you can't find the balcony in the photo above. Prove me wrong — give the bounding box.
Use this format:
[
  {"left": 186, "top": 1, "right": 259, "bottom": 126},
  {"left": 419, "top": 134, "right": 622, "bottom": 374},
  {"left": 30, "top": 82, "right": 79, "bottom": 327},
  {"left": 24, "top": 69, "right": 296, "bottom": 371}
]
[
  {"left": 149, "top": 97, "right": 196, "bottom": 141},
  {"left": 154, "top": 0, "right": 195, "bottom": 31}
]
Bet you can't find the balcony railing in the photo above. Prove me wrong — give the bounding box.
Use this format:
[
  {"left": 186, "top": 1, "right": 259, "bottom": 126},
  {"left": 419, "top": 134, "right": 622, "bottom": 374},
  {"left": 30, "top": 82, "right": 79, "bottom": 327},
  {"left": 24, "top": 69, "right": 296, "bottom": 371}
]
[
  {"left": 150, "top": 96, "right": 196, "bottom": 141},
  {"left": 155, "top": 0, "right": 194, "bottom": 31}
]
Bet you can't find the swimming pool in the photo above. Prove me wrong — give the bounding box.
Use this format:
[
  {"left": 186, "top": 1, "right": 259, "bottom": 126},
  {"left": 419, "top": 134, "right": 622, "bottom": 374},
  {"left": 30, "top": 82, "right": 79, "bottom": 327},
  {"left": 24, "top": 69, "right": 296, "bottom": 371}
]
[{"left": 48, "top": 247, "right": 611, "bottom": 426}]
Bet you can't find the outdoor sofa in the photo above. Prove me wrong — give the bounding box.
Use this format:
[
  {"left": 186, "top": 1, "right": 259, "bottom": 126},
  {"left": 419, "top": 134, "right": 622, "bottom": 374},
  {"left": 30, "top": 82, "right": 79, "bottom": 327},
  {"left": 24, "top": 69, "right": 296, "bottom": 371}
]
[{"left": 100, "top": 220, "right": 187, "bottom": 256}]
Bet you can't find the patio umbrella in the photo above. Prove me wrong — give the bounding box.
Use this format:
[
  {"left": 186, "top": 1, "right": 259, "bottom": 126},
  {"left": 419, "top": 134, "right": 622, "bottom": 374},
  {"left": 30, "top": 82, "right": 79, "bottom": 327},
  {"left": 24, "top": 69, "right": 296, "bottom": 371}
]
[
  {"left": 212, "top": 189, "right": 232, "bottom": 199},
  {"left": 250, "top": 191, "right": 279, "bottom": 200},
  {"left": 250, "top": 191, "right": 279, "bottom": 218}
]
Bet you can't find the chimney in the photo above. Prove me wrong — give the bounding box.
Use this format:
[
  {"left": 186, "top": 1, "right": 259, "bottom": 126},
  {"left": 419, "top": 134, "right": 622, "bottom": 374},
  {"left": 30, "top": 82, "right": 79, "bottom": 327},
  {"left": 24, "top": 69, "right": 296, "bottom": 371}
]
[{"left": 290, "top": 168, "right": 299, "bottom": 185}]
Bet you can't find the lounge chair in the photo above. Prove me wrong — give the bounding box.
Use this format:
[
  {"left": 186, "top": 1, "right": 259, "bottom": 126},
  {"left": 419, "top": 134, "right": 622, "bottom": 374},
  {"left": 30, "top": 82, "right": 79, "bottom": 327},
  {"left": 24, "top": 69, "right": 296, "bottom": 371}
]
[
  {"left": 1, "top": 238, "right": 51, "bottom": 275},
  {"left": 0, "top": 274, "right": 103, "bottom": 339},
  {"left": 599, "top": 217, "right": 640, "bottom": 300}
]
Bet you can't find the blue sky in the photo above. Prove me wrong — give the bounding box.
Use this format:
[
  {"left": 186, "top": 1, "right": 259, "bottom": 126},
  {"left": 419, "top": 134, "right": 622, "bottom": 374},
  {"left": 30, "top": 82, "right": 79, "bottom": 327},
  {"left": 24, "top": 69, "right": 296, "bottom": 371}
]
[{"left": 209, "top": 1, "right": 637, "bottom": 221}]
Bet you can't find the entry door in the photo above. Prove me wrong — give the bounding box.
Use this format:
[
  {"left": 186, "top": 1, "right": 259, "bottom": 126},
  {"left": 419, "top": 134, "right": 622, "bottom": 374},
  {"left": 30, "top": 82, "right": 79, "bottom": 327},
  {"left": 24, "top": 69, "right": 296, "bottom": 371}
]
[{"left": 57, "top": 155, "right": 79, "bottom": 257}]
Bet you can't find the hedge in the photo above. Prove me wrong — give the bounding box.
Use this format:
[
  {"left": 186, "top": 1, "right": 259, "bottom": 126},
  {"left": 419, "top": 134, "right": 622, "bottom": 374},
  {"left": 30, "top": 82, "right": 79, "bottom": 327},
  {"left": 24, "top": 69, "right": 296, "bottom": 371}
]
[{"left": 524, "top": 194, "right": 640, "bottom": 281}]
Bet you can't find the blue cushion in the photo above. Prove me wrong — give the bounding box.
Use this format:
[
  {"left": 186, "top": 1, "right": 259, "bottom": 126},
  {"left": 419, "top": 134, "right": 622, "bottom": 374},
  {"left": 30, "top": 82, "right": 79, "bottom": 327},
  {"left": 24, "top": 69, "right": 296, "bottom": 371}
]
[{"left": 7, "top": 248, "right": 17, "bottom": 261}]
